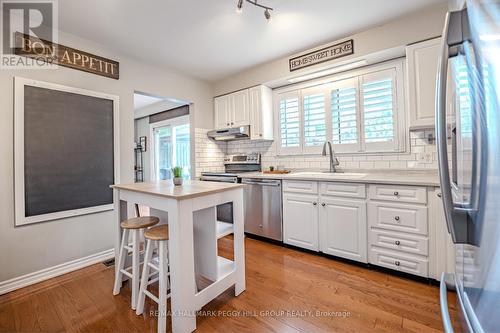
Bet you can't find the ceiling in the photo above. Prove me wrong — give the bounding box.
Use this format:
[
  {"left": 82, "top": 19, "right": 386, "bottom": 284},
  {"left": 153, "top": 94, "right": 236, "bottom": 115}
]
[
  {"left": 58, "top": 0, "right": 446, "bottom": 82},
  {"left": 133, "top": 94, "right": 164, "bottom": 110}
]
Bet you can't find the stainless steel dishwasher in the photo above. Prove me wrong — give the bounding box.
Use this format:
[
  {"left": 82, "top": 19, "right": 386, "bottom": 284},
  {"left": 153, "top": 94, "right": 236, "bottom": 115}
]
[{"left": 242, "top": 178, "right": 282, "bottom": 241}]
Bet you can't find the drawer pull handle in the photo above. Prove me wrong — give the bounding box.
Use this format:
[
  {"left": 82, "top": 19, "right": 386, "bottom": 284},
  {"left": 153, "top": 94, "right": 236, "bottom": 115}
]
[
  {"left": 321, "top": 203, "right": 326, "bottom": 207},
  {"left": 394, "top": 191, "right": 399, "bottom": 196},
  {"left": 437, "top": 192, "right": 442, "bottom": 198},
  {"left": 313, "top": 202, "right": 317, "bottom": 206},
  {"left": 394, "top": 216, "right": 400, "bottom": 222},
  {"left": 395, "top": 240, "right": 401, "bottom": 245},
  {"left": 395, "top": 261, "right": 400, "bottom": 266}
]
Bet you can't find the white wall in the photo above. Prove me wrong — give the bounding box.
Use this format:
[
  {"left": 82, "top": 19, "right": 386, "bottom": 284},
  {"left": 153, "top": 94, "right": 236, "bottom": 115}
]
[
  {"left": 213, "top": 3, "right": 448, "bottom": 95},
  {"left": 0, "top": 30, "right": 213, "bottom": 282}
]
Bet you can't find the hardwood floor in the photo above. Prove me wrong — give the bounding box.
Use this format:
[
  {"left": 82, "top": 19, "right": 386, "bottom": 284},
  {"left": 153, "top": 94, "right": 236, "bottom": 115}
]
[{"left": 0, "top": 236, "right": 459, "bottom": 333}]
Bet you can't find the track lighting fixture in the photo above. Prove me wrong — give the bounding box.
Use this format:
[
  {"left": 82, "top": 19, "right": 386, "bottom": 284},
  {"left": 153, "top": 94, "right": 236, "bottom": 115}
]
[{"left": 236, "top": 0, "right": 273, "bottom": 21}]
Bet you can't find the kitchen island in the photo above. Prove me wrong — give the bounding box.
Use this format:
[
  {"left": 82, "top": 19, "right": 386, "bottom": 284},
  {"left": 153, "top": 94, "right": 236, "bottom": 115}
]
[{"left": 111, "top": 180, "right": 246, "bottom": 333}]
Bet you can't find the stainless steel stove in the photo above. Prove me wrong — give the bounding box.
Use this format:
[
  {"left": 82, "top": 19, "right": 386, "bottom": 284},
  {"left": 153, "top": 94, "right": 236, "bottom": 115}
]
[
  {"left": 200, "top": 153, "right": 261, "bottom": 183},
  {"left": 200, "top": 153, "right": 261, "bottom": 223}
]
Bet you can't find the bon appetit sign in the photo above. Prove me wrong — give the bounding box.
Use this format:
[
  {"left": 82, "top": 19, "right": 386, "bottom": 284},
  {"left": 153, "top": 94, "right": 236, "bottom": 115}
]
[
  {"left": 289, "top": 39, "right": 354, "bottom": 72},
  {"left": 14, "top": 32, "right": 119, "bottom": 79}
]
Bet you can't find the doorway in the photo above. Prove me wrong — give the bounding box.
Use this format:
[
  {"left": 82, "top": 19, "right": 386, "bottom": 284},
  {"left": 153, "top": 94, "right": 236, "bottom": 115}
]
[{"left": 150, "top": 115, "right": 191, "bottom": 180}]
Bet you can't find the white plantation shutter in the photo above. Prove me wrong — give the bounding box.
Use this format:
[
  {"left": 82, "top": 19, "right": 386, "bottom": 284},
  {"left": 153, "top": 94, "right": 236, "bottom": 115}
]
[
  {"left": 278, "top": 91, "right": 301, "bottom": 153},
  {"left": 361, "top": 69, "right": 398, "bottom": 151},
  {"left": 274, "top": 60, "right": 404, "bottom": 155},
  {"left": 329, "top": 77, "right": 360, "bottom": 152},
  {"left": 302, "top": 87, "right": 326, "bottom": 152}
]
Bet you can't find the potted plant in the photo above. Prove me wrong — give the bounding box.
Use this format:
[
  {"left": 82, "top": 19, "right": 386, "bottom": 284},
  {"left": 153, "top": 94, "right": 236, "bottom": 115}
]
[{"left": 171, "top": 166, "right": 183, "bottom": 186}]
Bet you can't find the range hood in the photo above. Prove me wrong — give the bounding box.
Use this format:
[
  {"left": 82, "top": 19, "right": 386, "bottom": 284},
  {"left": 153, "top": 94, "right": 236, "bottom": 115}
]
[{"left": 207, "top": 125, "right": 250, "bottom": 141}]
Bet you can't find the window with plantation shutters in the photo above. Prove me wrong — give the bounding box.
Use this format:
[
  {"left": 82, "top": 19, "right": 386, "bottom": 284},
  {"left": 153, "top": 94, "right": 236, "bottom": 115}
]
[
  {"left": 329, "top": 77, "right": 360, "bottom": 152},
  {"left": 278, "top": 91, "right": 301, "bottom": 153},
  {"left": 302, "top": 88, "right": 326, "bottom": 152},
  {"left": 274, "top": 60, "right": 404, "bottom": 155},
  {"left": 362, "top": 69, "right": 398, "bottom": 151}
]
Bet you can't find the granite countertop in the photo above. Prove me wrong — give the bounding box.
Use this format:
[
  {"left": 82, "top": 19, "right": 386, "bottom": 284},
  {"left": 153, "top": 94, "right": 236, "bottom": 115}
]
[
  {"left": 111, "top": 180, "right": 245, "bottom": 199},
  {"left": 236, "top": 169, "right": 440, "bottom": 187}
]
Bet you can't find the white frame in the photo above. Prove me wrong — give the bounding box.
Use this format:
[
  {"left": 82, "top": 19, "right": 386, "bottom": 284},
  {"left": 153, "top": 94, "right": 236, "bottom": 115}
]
[
  {"left": 149, "top": 115, "right": 190, "bottom": 181},
  {"left": 274, "top": 59, "right": 407, "bottom": 156},
  {"left": 328, "top": 76, "right": 362, "bottom": 153},
  {"left": 14, "top": 77, "right": 120, "bottom": 226},
  {"left": 275, "top": 90, "right": 302, "bottom": 155}
]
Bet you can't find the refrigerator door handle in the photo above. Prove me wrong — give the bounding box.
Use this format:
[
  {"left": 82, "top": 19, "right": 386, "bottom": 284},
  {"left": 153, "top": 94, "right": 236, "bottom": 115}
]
[
  {"left": 440, "top": 273, "right": 454, "bottom": 333},
  {"left": 436, "top": 9, "right": 471, "bottom": 244}
]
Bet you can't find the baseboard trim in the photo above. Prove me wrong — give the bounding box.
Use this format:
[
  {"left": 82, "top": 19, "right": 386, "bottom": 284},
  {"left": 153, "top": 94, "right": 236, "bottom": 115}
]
[{"left": 0, "top": 248, "right": 115, "bottom": 295}]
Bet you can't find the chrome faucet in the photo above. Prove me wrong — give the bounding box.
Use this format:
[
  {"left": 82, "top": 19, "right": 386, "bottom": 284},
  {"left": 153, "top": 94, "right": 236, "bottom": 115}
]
[{"left": 322, "top": 141, "right": 340, "bottom": 173}]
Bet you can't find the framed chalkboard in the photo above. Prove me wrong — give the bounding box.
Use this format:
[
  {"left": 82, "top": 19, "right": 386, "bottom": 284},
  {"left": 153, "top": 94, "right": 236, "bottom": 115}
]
[{"left": 14, "top": 77, "right": 120, "bottom": 226}]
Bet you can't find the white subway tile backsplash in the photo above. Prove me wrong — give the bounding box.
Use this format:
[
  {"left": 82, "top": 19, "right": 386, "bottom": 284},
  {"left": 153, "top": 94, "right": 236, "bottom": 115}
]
[{"left": 194, "top": 129, "right": 441, "bottom": 173}]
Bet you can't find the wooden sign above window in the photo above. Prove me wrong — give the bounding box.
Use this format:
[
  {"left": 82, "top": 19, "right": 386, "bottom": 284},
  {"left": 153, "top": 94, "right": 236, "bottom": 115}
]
[
  {"left": 289, "top": 39, "right": 354, "bottom": 72},
  {"left": 14, "top": 32, "right": 119, "bottom": 80}
]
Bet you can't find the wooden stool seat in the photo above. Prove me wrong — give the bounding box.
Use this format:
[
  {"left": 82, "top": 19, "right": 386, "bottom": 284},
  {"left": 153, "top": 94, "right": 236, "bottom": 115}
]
[
  {"left": 120, "top": 216, "right": 159, "bottom": 229},
  {"left": 144, "top": 224, "right": 169, "bottom": 241}
]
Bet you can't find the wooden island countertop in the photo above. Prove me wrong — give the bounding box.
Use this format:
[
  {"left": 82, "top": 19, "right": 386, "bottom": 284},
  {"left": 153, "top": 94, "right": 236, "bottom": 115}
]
[{"left": 111, "top": 179, "right": 245, "bottom": 200}]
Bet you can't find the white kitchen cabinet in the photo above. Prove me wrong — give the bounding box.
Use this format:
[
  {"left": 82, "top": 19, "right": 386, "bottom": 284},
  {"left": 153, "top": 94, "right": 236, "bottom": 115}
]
[
  {"left": 214, "top": 86, "right": 273, "bottom": 138},
  {"left": 214, "top": 89, "right": 250, "bottom": 129},
  {"left": 230, "top": 89, "right": 250, "bottom": 127},
  {"left": 214, "top": 95, "right": 230, "bottom": 129},
  {"left": 249, "top": 85, "right": 273, "bottom": 140},
  {"left": 406, "top": 37, "right": 441, "bottom": 129},
  {"left": 428, "top": 187, "right": 455, "bottom": 280},
  {"left": 319, "top": 197, "right": 367, "bottom": 263},
  {"left": 283, "top": 192, "right": 319, "bottom": 251}
]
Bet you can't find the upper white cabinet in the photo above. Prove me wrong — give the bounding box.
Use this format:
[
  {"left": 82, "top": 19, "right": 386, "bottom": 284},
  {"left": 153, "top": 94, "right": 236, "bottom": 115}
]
[
  {"left": 214, "top": 86, "right": 273, "bottom": 139},
  {"left": 406, "top": 37, "right": 441, "bottom": 129},
  {"left": 230, "top": 89, "right": 250, "bottom": 127},
  {"left": 249, "top": 86, "right": 273, "bottom": 140},
  {"left": 214, "top": 95, "right": 230, "bottom": 129},
  {"left": 214, "top": 89, "right": 250, "bottom": 128}
]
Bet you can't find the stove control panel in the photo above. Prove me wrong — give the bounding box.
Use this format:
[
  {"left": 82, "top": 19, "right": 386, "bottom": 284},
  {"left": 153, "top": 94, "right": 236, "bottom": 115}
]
[{"left": 224, "top": 153, "right": 261, "bottom": 165}]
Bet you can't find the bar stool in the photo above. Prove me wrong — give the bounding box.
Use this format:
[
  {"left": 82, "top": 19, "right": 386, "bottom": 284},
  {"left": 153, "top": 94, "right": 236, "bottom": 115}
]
[
  {"left": 113, "top": 216, "right": 160, "bottom": 309},
  {"left": 136, "top": 224, "right": 170, "bottom": 333}
]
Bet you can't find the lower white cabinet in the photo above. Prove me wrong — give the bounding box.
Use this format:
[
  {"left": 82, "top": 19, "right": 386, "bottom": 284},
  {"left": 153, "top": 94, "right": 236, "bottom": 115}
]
[
  {"left": 319, "top": 197, "right": 367, "bottom": 263},
  {"left": 283, "top": 193, "right": 319, "bottom": 251},
  {"left": 283, "top": 181, "right": 367, "bottom": 262}
]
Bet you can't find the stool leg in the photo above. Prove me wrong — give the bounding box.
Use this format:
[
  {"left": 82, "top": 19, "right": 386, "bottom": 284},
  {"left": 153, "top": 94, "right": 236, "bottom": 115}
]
[
  {"left": 158, "top": 240, "right": 168, "bottom": 333},
  {"left": 131, "top": 229, "right": 140, "bottom": 310},
  {"left": 136, "top": 239, "right": 154, "bottom": 315},
  {"left": 113, "top": 229, "right": 129, "bottom": 295}
]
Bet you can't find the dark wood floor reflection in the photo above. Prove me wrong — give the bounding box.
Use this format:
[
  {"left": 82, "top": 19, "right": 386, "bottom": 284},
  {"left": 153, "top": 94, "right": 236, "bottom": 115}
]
[{"left": 0, "top": 236, "right": 457, "bottom": 332}]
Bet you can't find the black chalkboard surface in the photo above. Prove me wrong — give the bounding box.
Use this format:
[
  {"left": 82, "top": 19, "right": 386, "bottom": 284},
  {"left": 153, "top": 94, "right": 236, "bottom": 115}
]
[{"left": 23, "top": 86, "right": 115, "bottom": 217}]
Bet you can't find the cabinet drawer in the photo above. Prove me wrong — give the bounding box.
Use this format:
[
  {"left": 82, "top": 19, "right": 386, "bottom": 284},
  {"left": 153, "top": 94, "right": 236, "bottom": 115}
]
[
  {"left": 368, "top": 202, "right": 428, "bottom": 235},
  {"left": 369, "top": 228, "right": 428, "bottom": 256},
  {"left": 283, "top": 180, "right": 318, "bottom": 194},
  {"left": 369, "top": 184, "right": 427, "bottom": 204},
  {"left": 369, "top": 247, "right": 428, "bottom": 277},
  {"left": 320, "top": 182, "right": 366, "bottom": 198}
]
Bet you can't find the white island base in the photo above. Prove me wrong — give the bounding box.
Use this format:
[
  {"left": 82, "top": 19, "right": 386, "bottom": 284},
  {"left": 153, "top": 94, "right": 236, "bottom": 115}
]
[{"left": 111, "top": 180, "right": 246, "bottom": 333}]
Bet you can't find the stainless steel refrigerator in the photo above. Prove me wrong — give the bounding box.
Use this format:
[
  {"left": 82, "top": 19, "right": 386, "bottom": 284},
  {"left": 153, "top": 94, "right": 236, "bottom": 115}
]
[{"left": 437, "top": 1, "right": 500, "bottom": 332}]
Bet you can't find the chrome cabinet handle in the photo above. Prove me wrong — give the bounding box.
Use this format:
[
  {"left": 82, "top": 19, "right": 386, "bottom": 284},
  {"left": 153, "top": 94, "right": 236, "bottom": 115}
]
[
  {"left": 393, "top": 191, "right": 399, "bottom": 196},
  {"left": 395, "top": 261, "right": 400, "bottom": 266},
  {"left": 313, "top": 202, "right": 317, "bottom": 206},
  {"left": 395, "top": 240, "right": 401, "bottom": 245},
  {"left": 321, "top": 203, "right": 326, "bottom": 207},
  {"left": 437, "top": 192, "right": 442, "bottom": 198},
  {"left": 394, "top": 216, "right": 400, "bottom": 222}
]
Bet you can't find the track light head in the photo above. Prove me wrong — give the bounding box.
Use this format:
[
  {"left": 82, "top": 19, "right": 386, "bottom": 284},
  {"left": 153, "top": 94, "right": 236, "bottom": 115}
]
[
  {"left": 236, "top": 0, "right": 243, "bottom": 13},
  {"left": 264, "top": 8, "right": 271, "bottom": 20}
]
